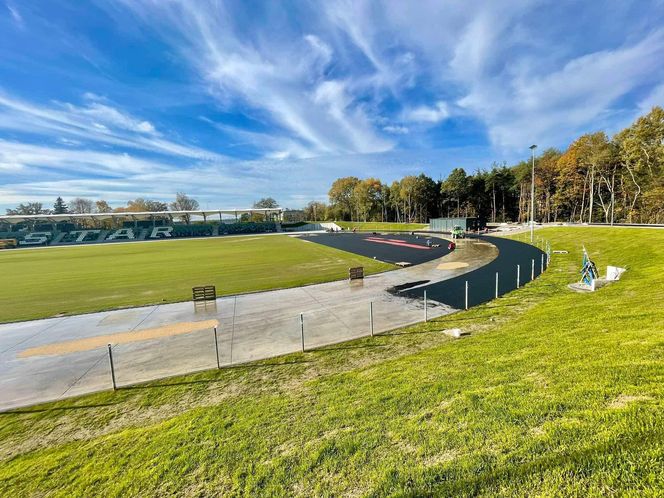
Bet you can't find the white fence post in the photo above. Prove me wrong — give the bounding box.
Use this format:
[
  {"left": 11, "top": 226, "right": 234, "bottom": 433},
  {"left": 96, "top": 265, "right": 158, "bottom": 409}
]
[
  {"left": 465, "top": 281, "right": 469, "bottom": 310},
  {"left": 517, "top": 265, "right": 520, "bottom": 288},
  {"left": 370, "top": 302, "right": 374, "bottom": 336},
  {"left": 213, "top": 326, "right": 220, "bottom": 369},
  {"left": 107, "top": 344, "right": 117, "bottom": 391},
  {"left": 495, "top": 272, "right": 499, "bottom": 299},
  {"left": 424, "top": 290, "right": 428, "bottom": 322},
  {"left": 300, "top": 313, "right": 305, "bottom": 352},
  {"left": 531, "top": 259, "right": 535, "bottom": 281}
]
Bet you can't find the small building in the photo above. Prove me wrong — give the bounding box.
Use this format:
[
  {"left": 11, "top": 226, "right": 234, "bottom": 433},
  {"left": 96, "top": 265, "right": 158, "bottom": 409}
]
[{"left": 429, "top": 217, "right": 486, "bottom": 232}]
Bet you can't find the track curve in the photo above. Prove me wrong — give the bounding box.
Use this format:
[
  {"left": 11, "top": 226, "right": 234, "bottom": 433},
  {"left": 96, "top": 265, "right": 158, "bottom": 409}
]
[{"left": 402, "top": 235, "right": 546, "bottom": 309}]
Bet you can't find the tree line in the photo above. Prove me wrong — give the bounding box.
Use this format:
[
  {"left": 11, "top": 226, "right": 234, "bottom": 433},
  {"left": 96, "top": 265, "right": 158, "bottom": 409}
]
[
  {"left": 7, "top": 193, "right": 200, "bottom": 216},
  {"left": 304, "top": 107, "right": 663, "bottom": 225},
  {"left": 5, "top": 195, "right": 284, "bottom": 226}
]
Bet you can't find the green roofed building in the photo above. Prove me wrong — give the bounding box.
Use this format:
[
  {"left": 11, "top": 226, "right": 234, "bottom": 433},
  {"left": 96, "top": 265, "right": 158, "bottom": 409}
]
[{"left": 429, "top": 217, "right": 485, "bottom": 233}]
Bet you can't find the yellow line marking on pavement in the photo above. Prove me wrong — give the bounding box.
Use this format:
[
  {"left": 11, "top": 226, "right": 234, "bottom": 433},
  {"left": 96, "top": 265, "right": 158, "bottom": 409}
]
[
  {"left": 19, "top": 319, "right": 219, "bottom": 358},
  {"left": 436, "top": 262, "right": 470, "bottom": 270}
]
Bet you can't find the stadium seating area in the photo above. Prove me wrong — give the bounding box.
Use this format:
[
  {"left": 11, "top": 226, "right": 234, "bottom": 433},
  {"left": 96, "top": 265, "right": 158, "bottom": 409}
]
[
  {"left": 222, "top": 221, "right": 276, "bottom": 234},
  {"left": 0, "top": 221, "right": 279, "bottom": 247}
]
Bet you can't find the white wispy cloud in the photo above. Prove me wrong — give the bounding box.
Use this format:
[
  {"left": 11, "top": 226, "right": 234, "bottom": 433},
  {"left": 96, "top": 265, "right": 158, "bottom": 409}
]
[
  {"left": 117, "top": 0, "right": 394, "bottom": 157},
  {"left": 5, "top": 2, "right": 22, "bottom": 25},
  {"left": 463, "top": 28, "right": 664, "bottom": 148},
  {"left": 403, "top": 102, "right": 450, "bottom": 124},
  {"left": 0, "top": 139, "right": 173, "bottom": 176},
  {"left": 383, "top": 125, "right": 409, "bottom": 135},
  {"left": 0, "top": 91, "right": 222, "bottom": 160}
]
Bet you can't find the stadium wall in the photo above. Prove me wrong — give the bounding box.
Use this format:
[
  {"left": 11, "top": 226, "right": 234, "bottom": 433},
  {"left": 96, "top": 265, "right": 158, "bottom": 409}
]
[{"left": 0, "top": 222, "right": 278, "bottom": 247}]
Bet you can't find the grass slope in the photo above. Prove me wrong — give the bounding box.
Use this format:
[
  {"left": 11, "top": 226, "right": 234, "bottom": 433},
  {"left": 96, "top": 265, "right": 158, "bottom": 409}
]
[
  {"left": 0, "top": 235, "right": 392, "bottom": 323},
  {"left": 0, "top": 227, "right": 662, "bottom": 496},
  {"left": 335, "top": 221, "right": 428, "bottom": 231}
]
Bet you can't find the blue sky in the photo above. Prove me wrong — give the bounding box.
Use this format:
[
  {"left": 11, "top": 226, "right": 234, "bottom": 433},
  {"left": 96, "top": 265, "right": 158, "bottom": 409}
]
[{"left": 1, "top": 0, "right": 663, "bottom": 210}]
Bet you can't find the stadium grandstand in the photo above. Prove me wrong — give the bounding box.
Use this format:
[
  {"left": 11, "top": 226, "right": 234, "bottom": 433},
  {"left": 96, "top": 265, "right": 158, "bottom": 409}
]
[{"left": 0, "top": 208, "right": 284, "bottom": 247}]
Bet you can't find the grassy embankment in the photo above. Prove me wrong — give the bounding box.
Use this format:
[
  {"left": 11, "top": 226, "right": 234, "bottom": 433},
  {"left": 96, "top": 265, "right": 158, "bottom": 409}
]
[
  {"left": 335, "top": 221, "right": 429, "bottom": 231},
  {"left": 0, "top": 227, "right": 662, "bottom": 496},
  {"left": 0, "top": 235, "right": 392, "bottom": 323}
]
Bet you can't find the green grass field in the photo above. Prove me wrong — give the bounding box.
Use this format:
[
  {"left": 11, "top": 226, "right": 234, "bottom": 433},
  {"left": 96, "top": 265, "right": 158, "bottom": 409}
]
[
  {"left": 0, "top": 235, "right": 392, "bottom": 323},
  {"left": 335, "top": 221, "right": 428, "bottom": 231},
  {"left": 0, "top": 227, "right": 662, "bottom": 496}
]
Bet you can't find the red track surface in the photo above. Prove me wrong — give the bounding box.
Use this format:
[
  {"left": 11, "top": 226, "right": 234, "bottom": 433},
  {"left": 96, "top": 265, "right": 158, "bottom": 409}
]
[{"left": 364, "top": 237, "right": 431, "bottom": 250}]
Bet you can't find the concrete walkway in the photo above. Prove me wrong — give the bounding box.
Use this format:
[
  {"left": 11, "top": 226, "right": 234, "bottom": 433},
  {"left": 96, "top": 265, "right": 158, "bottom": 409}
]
[{"left": 0, "top": 236, "right": 497, "bottom": 411}]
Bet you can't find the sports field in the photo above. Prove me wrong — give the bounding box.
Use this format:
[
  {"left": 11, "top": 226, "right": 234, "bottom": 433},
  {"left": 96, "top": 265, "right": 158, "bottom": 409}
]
[
  {"left": 335, "top": 221, "right": 429, "bottom": 231},
  {"left": 1, "top": 227, "right": 662, "bottom": 496},
  {"left": 0, "top": 235, "right": 392, "bottom": 323}
]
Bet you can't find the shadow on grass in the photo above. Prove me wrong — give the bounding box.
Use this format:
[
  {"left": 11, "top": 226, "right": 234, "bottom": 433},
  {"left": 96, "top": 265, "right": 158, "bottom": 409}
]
[
  {"left": 121, "top": 359, "right": 309, "bottom": 390},
  {"left": 379, "top": 328, "right": 440, "bottom": 337},
  {"left": 1, "top": 402, "right": 119, "bottom": 415},
  {"left": 313, "top": 343, "right": 386, "bottom": 352},
  {"left": 122, "top": 379, "right": 227, "bottom": 389}
]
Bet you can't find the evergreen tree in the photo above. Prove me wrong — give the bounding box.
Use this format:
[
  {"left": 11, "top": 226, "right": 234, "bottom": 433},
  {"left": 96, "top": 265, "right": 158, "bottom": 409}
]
[{"left": 53, "top": 197, "right": 69, "bottom": 214}]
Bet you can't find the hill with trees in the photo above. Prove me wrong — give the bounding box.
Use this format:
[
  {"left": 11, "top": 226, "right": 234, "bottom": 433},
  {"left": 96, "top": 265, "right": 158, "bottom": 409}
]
[{"left": 311, "top": 107, "right": 663, "bottom": 224}]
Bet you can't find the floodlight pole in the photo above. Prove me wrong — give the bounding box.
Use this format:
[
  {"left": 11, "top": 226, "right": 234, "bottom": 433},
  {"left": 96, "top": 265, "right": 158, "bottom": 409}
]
[{"left": 529, "top": 145, "right": 537, "bottom": 243}]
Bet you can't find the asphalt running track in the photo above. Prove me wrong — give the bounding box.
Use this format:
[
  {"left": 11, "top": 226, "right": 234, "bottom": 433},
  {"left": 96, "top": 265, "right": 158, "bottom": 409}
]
[
  {"left": 299, "top": 232, "right": 451, "bottom": 265},
  {"left": 307, "top": 233, "right": 546, "bottom": 310}
]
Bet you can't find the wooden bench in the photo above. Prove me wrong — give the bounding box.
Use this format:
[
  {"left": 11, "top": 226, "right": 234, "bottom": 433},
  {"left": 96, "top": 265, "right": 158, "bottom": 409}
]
[
  {"left": 348, "top": 266, "right": 364, "bottom": 281},
  {"left": 192, "top": 285, "right": 217, "bottom": 302}
]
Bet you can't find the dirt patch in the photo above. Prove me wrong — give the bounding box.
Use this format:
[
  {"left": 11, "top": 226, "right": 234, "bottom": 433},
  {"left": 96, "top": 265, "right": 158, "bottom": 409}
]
[
  {"left": 19, "top": 319, "right": 219, "bottom": 358},
  {"left": 608, "top": 394, "right": 652, "bottom": 409},
  {"left": 436, "top": 262, "right": 470, "bottom": 270}
]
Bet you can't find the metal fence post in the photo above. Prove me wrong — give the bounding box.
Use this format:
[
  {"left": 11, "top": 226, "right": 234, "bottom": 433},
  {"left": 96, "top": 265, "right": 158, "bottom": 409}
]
[
  {"left": 517, "top": 264, "right": 520, "bottom": 288},
  {"left": 300, "top": 313, "right": 305, "bottom": 352},
  {"left": 495, "top": 272, "right": 499, "bottom": 299},
  {"left": 424, "top": 290, "right": 428, "bottom": 322},
  {"left": 107, "top": 344, "right": 116, "bottom": 391},
  {"left": 465, "top": 281, "right": 469, "bottom": 310},
  {"left": 541, "top": 253, "right": 544, "bottom": 274},
  {"left": 213, "top": 326, "right": 220, "bottom": 369},
  {"left": 531, "top": 259, "right": 535, "bottom": 281},
  {"left": 369, "top": 301, "right": 374, "bottom": 336}
]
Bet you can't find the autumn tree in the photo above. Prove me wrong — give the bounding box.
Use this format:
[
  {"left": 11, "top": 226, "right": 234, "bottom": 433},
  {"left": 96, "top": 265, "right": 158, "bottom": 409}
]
[
  {"left": 170, "top": 192, "right": 200, "bottom": 223},
  {"left": 124, "top": 198, "right": 168, "bottom": 212},
  {"left": 304, "top": 201, "right": 327, "bottom": 221},
  {"left": 6, "top": 202, "right": 48, "bottom": 215},
  {"left": 95, "top": 200, "right": 112, "bottom": 213},
  {"left": 253, "top": 197, "right": 279, "bottom": 209},
  {"left": 69, "top": 198, "right": 94, "bottom": 214},
  {"left": 440, "top": 168, "right": 468, "bottom": 217},
  {"left": 328, "top": 177, "right": 359, "bottom": 220}
]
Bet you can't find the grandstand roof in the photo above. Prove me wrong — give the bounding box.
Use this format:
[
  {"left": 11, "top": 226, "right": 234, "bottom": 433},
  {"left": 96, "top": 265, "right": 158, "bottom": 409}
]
[{"left": 0, "top": 208, "right": 283, "bottom": 224}]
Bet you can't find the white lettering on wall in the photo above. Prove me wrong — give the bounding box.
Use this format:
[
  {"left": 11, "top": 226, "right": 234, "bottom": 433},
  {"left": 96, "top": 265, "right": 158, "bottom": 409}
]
[
  {"left": 19, "top": 232, "right": 51, "bottom": 245},
  {"left": 149, "top": 226, "right": 173, "bottom": 238},
  {"left": 69, "top": 230, "right": 101, "bottom": 242},
  {"left": 107, "top": 228, "right": 135, "bottom": 240}
]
